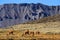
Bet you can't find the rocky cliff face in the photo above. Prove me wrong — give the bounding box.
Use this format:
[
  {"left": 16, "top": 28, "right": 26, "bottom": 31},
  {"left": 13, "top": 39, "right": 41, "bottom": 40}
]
[{"left": 0, "top": 3, "right": 60, "bottom": 27}]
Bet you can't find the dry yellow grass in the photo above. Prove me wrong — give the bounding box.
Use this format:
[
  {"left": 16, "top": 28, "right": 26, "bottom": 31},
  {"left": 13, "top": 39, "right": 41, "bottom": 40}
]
[
  {"left": 0, "top": 21, "right": 60, "bottom": 40},
  {"left": 11, "top": 21, "right": 60, "bottom": 33}
]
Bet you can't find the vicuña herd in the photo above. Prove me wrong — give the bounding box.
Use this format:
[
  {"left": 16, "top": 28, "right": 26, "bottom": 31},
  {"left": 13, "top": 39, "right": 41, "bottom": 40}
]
[{"left": 22, "top": 29, "right": 40, "bottom": 36}]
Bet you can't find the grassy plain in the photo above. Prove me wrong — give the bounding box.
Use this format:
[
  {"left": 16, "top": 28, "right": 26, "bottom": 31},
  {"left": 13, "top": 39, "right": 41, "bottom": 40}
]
[{"left": 0, "top": 22, "right": 60, "bottom": 40}]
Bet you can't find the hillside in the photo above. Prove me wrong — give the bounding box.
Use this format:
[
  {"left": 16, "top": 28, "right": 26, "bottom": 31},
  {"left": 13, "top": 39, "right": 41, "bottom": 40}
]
[
  {"left": 0, "top": 12, "right": 60, "bottom": 39},
  {"left": 24, "top": 14, "right": 60, "bottom": 24},
  {"left": 5, "top": 14, "right": 60, "bottom": 33}
]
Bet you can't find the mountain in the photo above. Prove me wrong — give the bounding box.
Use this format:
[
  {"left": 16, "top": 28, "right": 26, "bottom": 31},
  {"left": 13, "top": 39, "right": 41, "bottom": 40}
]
[{"left": 0, "top": 3, "right": 60, "bottom": 27}]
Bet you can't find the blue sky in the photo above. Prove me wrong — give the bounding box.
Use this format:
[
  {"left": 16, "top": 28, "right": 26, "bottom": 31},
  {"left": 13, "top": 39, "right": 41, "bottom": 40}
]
[{"left": 0, "top": 0, "right": 60, "bottom": 6}]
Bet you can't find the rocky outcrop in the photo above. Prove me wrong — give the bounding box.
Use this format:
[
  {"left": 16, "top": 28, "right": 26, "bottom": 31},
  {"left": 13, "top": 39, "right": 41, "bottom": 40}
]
[{"left": 0, "top": 3, "right": 60, "bottom": 27}]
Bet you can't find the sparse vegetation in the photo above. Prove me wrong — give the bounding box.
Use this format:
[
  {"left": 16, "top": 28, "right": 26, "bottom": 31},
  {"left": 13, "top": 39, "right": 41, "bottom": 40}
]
[
  {"left": 0, "top": 21, "right": 60, "bottom": 40},
  {"left": 0, "top": 14, "right": 60, "bottom": 39}
]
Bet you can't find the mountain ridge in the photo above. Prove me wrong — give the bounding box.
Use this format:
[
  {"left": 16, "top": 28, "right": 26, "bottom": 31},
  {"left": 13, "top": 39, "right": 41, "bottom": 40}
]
[{"left": 0, "top": 3, "right": 60, "bottom": 27}]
